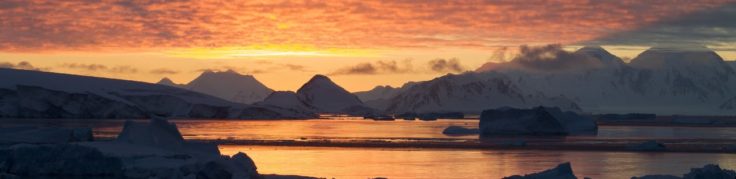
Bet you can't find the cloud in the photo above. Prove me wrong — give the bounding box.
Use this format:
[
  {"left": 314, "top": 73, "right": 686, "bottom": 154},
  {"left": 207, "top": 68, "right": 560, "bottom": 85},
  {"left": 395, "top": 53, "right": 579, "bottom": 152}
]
[
  {"left": 0, "top": 1, "right": 731, "bottom": 51},
  {"left": 476, "top": 44, "right": 603, "bottom": 73},
  {"left": 0, "top": 61, "right": 45, "bottom": 71},
  {"left": 283, "top": 64, "right": 307, "bottom": 71},
  {"left": 428, "top": 58, "right": 464, "bottom": 73},
  {"left": 59, "top": 63, "right": 139, "bottom": 74},
  {"left": 60, "top": 63, "right": 107, "bottom": 71},
  {"left": 330, "top": 60, "right": 412, "bottom": 75},
  {"left": 584, "top": 3, "right": 736, "bottom": 50},
  {"left": 150, "top": 68, "right": 179, "bottom": 75},
  {"left": 109, "top": 66, "right": 138, "bottom": 74}
]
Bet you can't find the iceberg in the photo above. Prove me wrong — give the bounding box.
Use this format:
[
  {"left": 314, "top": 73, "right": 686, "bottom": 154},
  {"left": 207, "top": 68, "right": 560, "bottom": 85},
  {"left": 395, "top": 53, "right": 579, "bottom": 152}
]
[
  {"left": 627, "top": 140, "right": 666, "bottom": 152},
  {"left": 480, "top": 107, "right": 597, "bottom": 136},
  {"left": 115, "top": 116, "right": 185, "bottom": 151},
  {"left": 442, "top": 126, "right": 479, "bottom": 136}
]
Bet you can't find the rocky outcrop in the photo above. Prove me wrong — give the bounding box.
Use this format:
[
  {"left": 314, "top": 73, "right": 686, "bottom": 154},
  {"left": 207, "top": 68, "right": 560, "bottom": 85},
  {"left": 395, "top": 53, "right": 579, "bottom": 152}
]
[{"left": 504, "top": 162, "right": 578, "bottom": 179}]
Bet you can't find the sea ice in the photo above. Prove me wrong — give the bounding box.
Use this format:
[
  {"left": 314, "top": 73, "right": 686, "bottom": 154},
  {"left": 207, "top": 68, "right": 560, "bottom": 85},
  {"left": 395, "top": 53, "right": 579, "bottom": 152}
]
[{"left": 442, "top": 126, "right": 479, "bottom": 136}]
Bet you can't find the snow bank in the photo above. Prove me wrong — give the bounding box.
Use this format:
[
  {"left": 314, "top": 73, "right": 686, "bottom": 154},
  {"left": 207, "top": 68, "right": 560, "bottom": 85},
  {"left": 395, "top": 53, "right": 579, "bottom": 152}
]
[
  {"left": 503, "top": 162, "right": 578, "bottom": 179},
  {"left": 442, "top": 126, "right": 479, "bottom": 136},
  {"left": 480, "top": 107, "right": 597, "bottom": 136},
  {"left": 632, "top": 164, "right": 736, "bottom": 179},
  {"left": 0, "top": 127, "right": 93, "bottom": 144}
]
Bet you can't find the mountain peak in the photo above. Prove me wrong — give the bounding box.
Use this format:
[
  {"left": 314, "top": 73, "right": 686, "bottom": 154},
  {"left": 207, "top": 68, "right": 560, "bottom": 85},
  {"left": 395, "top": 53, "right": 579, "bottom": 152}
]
[
  {"left": 648, "top": 45, "right": 712, "bottom": 52},
  {"left": 185, "top": 70, "right": 272, "bottom": 104},
  {"left": 299, "top": 75, "right": 337, "bottom": 90},
  {"left": 309, "top": 74, "right": 331, "bottom": 81},
  {"left": 297, "top": 74, "right": 364, "bottom": 113},
  {"left": 199, "top": 69, "right": 252, "bottom": 78},
  {"left": 574, "top": 46, "right": 624, "bottom": 67},
  {"left": 577, "top": 45, "right": 605, "bottom": 51},
  {"left": 157, "top": 77, "right": 174, "bottom": 84},
  {"left": 370, "top": 85, "right": 395, "bottom": 91},
  {"left": 629, "top": 45, "right": 734, "bottom": 77},
  {"left": 157, "top": 77, "right": 181, "bottom": 87}
]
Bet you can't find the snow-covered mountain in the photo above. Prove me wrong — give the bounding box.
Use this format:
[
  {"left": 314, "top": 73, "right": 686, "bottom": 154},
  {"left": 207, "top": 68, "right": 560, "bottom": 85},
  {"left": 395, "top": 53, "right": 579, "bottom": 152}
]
[
  {"left": 353, "top": 82, "right": 417, "bottom": 102},
  {"left": 296, "top": 75, "right": 367, "bottom": 113},
  {"left": 159, "top": 70, "right": 273, "bottom": 104},
  {"left": 0, "top": 68, "right": 314, "bottom": 119},
  {"left": 371, "top": 45, "right": 736, "bottom": 115},
  {"left": 256, "top": 91, "right": 314, "bottom": 112},
  {"left": 382, "top": 72, "right": 580, "bottom": 114},
  {"left": 573, "top": 46, "right": 625, "bottom": 67},
  {"left": 494, "top": 46, "right": 736, "bottom": 115},
  {"left": 353, "top": 82, "right": 418, "bottom": 110}
]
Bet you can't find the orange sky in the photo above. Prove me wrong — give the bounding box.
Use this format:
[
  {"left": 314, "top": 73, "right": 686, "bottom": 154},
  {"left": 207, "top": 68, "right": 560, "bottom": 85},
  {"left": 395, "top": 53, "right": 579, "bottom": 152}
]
[{"left": 1, "top": 1, "right": 735, "bottom": 91}]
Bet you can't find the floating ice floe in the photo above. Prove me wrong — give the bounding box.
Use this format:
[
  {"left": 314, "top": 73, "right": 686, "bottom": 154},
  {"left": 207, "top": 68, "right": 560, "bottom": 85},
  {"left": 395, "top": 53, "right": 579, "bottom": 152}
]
[{"left": 442, "top": 126, "right": 479, "bottom": 136}]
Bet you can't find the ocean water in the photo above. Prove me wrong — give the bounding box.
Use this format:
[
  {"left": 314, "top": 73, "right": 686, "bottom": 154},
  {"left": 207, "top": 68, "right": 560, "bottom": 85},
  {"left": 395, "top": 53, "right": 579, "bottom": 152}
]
[
  {"left": 220, "top": 145, "right": 736, "bottom": 178},
  {"left": 2, "top": 118, "right": 736, "bottom": 178},
  {"left": 3, "top": 118, "right": 736, "bottom": 140}
]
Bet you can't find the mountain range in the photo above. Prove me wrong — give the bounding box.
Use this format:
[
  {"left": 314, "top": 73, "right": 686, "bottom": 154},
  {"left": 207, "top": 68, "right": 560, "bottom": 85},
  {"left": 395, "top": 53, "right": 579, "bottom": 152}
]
[
  {"left": 357, "top": 46, "right": 736, "bottom": 115},
  {"left": 0, "top": 68, "right": 315, "bottom": 119},
  {"left": 3, "top": 45, "right": 734, "bottom": 118},
  {"left": 257, "top": 75, "right": 375, "bottom": 115}
]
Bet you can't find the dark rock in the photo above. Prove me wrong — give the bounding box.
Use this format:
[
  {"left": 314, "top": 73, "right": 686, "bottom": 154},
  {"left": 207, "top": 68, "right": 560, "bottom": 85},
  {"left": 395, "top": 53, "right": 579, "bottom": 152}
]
[{"left": 504, "top": 162, "right": 577, "bottom": 179}]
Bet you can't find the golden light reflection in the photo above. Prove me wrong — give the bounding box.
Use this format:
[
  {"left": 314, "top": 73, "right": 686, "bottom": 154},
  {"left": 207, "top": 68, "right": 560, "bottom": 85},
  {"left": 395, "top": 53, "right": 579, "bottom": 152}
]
[{"left": 219, "top": 145, "right": 736, "bottom": 178}]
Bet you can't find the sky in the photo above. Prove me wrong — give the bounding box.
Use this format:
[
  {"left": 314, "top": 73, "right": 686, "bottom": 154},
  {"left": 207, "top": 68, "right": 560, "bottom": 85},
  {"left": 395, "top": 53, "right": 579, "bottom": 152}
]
[{"left": 1, "top": 0, "right": 736, "bottom": 92}]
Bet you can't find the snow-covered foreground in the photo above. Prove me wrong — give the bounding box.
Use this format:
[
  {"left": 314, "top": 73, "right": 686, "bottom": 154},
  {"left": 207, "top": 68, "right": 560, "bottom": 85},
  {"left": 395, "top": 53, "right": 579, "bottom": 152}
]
[{"left": 0, "top": 117, "right": 315, "bottom": 179}]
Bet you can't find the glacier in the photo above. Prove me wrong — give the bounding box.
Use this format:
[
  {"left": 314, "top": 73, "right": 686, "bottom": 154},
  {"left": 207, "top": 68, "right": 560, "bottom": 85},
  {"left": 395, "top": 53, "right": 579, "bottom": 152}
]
[{"left": 0, "top": 68, "right": 316, "bottom": 119}]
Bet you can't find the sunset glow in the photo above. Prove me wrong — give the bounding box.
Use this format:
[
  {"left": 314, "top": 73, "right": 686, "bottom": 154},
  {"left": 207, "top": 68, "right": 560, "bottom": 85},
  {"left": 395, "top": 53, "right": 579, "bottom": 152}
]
[{"left": 2, "top": 0, "right": 735, "bottom": 91}]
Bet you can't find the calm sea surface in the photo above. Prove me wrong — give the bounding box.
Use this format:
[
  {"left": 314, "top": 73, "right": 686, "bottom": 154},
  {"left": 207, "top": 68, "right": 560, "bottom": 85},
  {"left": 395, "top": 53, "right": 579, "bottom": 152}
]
[{"left": 2, "top": 118, "right": 736, "bottom": 178}]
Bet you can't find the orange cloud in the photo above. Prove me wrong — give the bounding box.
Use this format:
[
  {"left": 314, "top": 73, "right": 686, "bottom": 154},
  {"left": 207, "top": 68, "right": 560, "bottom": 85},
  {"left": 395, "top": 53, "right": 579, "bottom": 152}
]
[{"left": 0, "top": 0, "right": 732, "bottom": 52}]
